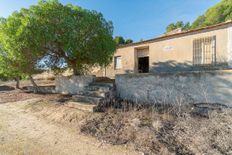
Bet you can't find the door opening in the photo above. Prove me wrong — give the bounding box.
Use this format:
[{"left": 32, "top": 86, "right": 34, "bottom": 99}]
[{"left": 138, "top": 57, "right": 149, "bottom": 73}]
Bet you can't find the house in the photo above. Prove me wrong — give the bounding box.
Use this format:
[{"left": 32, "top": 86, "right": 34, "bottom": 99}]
[{"left": 95, "top": 20, "right": 232, "bottom": 78}]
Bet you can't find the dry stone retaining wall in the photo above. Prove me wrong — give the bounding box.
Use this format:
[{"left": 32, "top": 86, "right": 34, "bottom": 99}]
[{"left": 55, "top": 75, "right": 96, "bottom": 95}]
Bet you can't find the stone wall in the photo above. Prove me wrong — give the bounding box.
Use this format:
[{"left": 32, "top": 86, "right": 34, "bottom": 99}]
[
  {"left": 115, "top": 70, "right": 232, "bottom": 107},
  {"left": 25, "top": 86, "right": 56, "bottom": 94},
  {"left": 55, "top": 75, "right": 96, "bottom": 95}
]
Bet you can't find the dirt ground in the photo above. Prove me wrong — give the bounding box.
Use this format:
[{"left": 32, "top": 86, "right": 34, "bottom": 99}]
[
  {"left": 1, "top": 81, "right": 232, "bottom": 155},
  {"left": 0, "top": 90, "right": 140, "bottom": 155}
]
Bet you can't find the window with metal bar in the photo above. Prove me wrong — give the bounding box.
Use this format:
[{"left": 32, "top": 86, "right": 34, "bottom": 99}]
[{"left": 193, "top": 36, "right": 216, "bottom": 66}]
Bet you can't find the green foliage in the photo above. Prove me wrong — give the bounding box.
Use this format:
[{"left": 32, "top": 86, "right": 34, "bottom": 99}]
[
  {"left": 175, "top": 21, "right": 184, "bottom": 28},
  {"left": 191, "top": 16, "right": 206, "bottom": 29},
  {"left": 0, "top": 22, "right": 22, "bottom": 80},
  {"left": 183, "top": 22, "right": 191, "bottom": 31},
  {"left": 191, "top": 0, "right": 232, "bottom": 29},
  {"left": 32, "top": 0, "right": 116, "bottom": 75},
  {"left": 0, "top": 49, "right": 20, "bottom": 80},
  {"left": 0, "top": 8, "right": 44, "bottom": 79},
  {"left": 114, "top": 36, "right": 125, "bottom": 45},
  {"left": 166, "top": 0, "right": 232, "bottom": 32},
  {"left": 114, "top": 36, "right": 133, "bottom": 45},
  {"left": 166, "top": 21, "right": 190, "bottom": 33},
  {"left": 0, "top": 46, "right": 25, "bottom": 81},
  {"left": 166, "top": 23, "right": 176, "bottom": 33},
  {"left": 125, "top": 39, "right": 133, "bottom": 44},
  {"left": 0, "top": 0, "right": 116, "bottom": 76}
]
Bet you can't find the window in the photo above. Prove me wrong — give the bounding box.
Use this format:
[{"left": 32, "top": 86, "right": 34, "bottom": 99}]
[
  {"left": 114, "top": 56, "right": 122, "bottom": 69},
  {"left": 193, "top": 36, "right": 216, "bottom": 66}
]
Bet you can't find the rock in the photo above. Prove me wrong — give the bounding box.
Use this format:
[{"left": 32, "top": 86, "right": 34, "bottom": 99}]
[
  {"left": 192, "top": 107, "right": 210, "bottom": 118},
  {"left": 192, "top": 103, "right": 230, "bottom": 118}
]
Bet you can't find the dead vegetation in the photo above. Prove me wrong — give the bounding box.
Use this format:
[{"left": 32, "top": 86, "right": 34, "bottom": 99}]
[
  {"left": 0, "top": 91, "right": 67, "bottom": 104},
  {"left": 23, "top": 99, "right": 90, "bottom": 129},
  {"left": 81, "top": 104, "right": 232, "bottom": 155}
]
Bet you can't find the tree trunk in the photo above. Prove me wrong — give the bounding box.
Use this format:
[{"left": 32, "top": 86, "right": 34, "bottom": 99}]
[
  {"left": 73, "top": 69, "right": 81, "bottom": 75},
  {"left": 29, "top": 75, "right": 38, "bottom": 93},
  {"left": 72, "top": 63, "right": 82, "bottom": 75},
  {"left": 15, "top": 76, "right": 20, "bottom": 89}
]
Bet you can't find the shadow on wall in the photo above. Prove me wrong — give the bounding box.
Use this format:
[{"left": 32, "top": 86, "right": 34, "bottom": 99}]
[
  {"left": 150, "top": 60, "right": 229, "bottom": 73},
  {"left": 151, "top": 60, "right": 193, "bottom": 73},
  {"left": 121, "top": 60, "right": 229, "bottom": 75}
]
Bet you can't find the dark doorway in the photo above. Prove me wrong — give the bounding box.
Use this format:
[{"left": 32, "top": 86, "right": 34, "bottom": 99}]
[{"left": 138, "top": 57, "right": 149, "bottom": 73}]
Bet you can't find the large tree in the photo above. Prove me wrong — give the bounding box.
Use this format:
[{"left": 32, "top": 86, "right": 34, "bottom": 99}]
[
  {"left": 114, "top": 36, "right": 125, "bottom": 45},
  {"left": 0, "top": 18, "right": 33, "bottom": 88},
  {"left": 166, "top": 0, "right": 232, "bottom": 32},
  {"left": 125, "top": 39, "right": 133, "bottom": 44},
  {"left": 0, "top": 45, "right": 24, "bottom": 88},
  {"left": 0, "top": 10, "right": 45, "bottom": 88},
  {"left": 0, "top": 0, "right": 116, "bottom": 80},
  {"left": 29, "top": 0, "right": 116, "bottom": 75},
  {"left": 114, "top": 36, "right": 133, "bottom": 45},
  {"left": 191, "top": 0, "right": 232, "bottom": 29},
  {"left": 166, "top": 21, "right": 190, "bottom": 33}
]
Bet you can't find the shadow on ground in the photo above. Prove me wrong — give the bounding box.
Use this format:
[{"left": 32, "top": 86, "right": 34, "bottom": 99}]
[{"left": 0, "top": 85, "right": 15, "bottom": 92}]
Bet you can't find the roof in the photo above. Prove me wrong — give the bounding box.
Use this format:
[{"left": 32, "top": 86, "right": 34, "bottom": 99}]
[{"left": 118, "top": 20, "right": 232, "bottom": 49}]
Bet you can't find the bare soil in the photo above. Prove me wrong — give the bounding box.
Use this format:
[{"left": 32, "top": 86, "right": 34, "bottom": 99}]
[{"left": 0, "top": 90, "right": 139, "bottom": 155}]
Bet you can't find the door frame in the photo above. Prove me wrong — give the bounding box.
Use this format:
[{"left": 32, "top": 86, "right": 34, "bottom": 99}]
[
  {"left": 138, "top": 56, "right": 149, "bottom": 73},
  {"left": 134, "top": 46, "right": 149, "bottom": 73}
]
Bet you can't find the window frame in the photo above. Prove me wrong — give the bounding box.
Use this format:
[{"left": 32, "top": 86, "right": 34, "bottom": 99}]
[
  {"left": 114, "top": 56, "right": 122, "bottom": 70},
  {"left": 193, "top": 36, "right": 216, "bottom": 66}
]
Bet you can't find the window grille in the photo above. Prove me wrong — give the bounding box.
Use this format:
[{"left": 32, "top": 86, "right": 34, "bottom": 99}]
[{"left": 193, "top": 36, "right": 216, "bottom": 66}]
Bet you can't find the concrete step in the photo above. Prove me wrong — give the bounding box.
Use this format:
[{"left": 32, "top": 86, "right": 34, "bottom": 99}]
[
  {"left": 89, "top": 82, "right": 114, "bottom": 88},
  {"left": 77, "top": 90, "right": 107, "bottom": 98},
  {"left": 65, "top": 102, "right": 97, "bottom": 112},
  {"left": 84, "top": 85, "right": 111, "bottom": 92},
  {"left": 72, "top": 95, "right": 103, "bottom": 104}
]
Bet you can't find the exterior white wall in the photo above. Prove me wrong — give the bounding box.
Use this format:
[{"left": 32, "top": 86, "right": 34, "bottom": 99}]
[
  {"left": 102, "top": 23, "right": 231, "bottom": 78},
  {"left": 116, "top": 70, "right": 232, "bottom": 107},
  {"left": 228, "top": 26, "right": 232, "bottom": 68},
  {"left": 55, "top": 75, "right": 96, "bottom": 94}
]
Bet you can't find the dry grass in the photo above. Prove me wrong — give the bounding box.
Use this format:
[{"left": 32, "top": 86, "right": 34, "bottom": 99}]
[
  {"left": 23, "top": 100, "right": 90, "bottom": 129},
  {"left": 173, "top": 110, "right": 232, "bottom": 155},
  {"left": 81, "top": 105, "right": 232, "bottom": 155}
]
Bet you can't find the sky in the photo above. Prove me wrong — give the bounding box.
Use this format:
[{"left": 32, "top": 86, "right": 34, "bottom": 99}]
[{"left": 0, "top": 0, "right": 221, "bottom": 42}]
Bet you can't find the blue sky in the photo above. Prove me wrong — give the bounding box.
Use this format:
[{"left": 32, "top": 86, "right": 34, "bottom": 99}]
[{"left": 0, "top": 0, "right": 221, "bottom": 42}]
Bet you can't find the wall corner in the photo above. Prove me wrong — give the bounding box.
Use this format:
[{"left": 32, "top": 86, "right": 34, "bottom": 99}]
[{"left": 227, "top": 26, "right": 232, "bottom": 68}]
